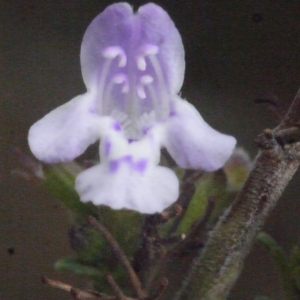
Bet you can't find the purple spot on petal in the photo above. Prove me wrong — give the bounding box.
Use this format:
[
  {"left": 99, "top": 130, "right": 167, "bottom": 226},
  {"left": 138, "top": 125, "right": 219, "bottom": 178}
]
[
  {"left": 104, "top": 139, "right": 111, "bottom": 156},
  {"left": 108, "top": 156, "right": 147, "bottom": 174},
  {"left": 109, "top": 160, "right": 119, "bottom": 172},
  {"left": 109, "top": 155, "right": 132, "bottom": 173},
  {"left": 169, "top": 110, "right": 176, "bottom": 117},
  {"left": 128, "top": 138, "right": 137, "bottom": 143},
  {"left": 134, "top": 159, "right": 148, "bottom": 173},
  {"left": 88, "top": 107, "right": 97, "bottom": 114},
  {"left": 121, "top": 155, "right": 132, "bottom": 163},
  {"left": 113, "top": 122, "right": 122, "bottom": 131},
  {"left": 142, "top": 126, "right": 150, "bottom": 135}
]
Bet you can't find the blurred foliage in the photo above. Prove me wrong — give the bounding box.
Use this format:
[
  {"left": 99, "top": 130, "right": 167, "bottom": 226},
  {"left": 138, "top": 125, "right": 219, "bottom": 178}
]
[
  {"left": 257, "top": 232, "right": 300, "bottom": 300},
  {"left": 23, "top": 147, "right": 251, "bottom": 295},
  {"left": 43, "top": 162, "right": 143, "bottom": 293},
  {"left": 254, "top": 296, "right": 273, "bottom": 300},
  {"left": 177, "top": 147, "right": 251, "bottom": 233}
]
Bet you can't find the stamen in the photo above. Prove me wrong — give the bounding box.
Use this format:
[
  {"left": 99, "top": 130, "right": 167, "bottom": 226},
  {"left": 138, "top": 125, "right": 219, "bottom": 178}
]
[
  {"left": 96, "top": 47, "right": 127, "bottom": 114},
  {"left": 103, "top": 73, "right": 129, "bottom": 114},
  {"left": 136, "top": 45, "right": 159, "bottom": 71},
  {"left": 96, "top": 59, "right": 112, "bottom": 114},
  {"left": 134, "top": 44, "right": 169, "bottom": 120},
  {"left": 98, "top": 44, "right": 168, "bottom": 138},
  {"left": 113, "top": 74, "right": 129, "bottom": 93},
  {"left": 139, "top": 44, "right": 159, "bottom": 56},
  {"left": 147, "top": 54, "right": 170, "bottom": 119},
  {"left": 136, "top": 55, "right": 146, "bottom": 71},
  {"left": 136, "top": 75, "right": 154, "bottom": 99},
  {"left": 145, "top": 84, "right": 161, "bottom": 115},
  {"left": 140, "top": 75, "right": 153, "bottom": 84},
  {"left": 137, "top": 85, "right": 146, "bottom": 99},
  {"left": 102, "top": 46, "right": 127, "bottom": 67}
]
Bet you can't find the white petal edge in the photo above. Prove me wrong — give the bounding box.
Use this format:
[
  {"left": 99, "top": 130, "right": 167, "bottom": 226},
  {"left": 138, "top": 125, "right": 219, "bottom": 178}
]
[
  {"left": 164, "top": 98, "right": 237, "bottom": 171},
  {"left": 75, "top": 163, "right": 179, "bottom": 214},
  {"left": 28, "top": 93, "right": 101, "bottom": 163}
]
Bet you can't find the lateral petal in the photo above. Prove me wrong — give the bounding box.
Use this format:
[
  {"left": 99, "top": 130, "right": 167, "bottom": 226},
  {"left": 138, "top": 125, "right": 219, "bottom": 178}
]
[
  {"left": 164, "top": 98, "right": 236, "bottom": 171},
  {"left": 28, "top": 93, "right": 101, "bottom": 163}
]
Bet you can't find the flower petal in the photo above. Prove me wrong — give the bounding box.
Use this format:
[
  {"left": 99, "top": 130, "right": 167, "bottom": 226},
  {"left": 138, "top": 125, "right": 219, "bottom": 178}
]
[
  {"left": 81, "top": 2, "right": 184, "bottom": 94},
  {"left": 28, "top": 93, "right": 101, "bottom": 163},
  {"left": 137, "top": 3, "right": 185, "bottom": 93},
  {"left": 164, "top": 98, "right": 236, "bottom": 171},
  {"left": 75, "top": 163, "right": 179, "bottom": 214},
  {"left": 80, "top": 3, "right": 133, "bottom": 90}
]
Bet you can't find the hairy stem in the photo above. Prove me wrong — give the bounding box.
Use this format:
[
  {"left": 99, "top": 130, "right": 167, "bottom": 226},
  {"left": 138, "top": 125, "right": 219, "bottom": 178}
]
[{"left": 175, "top": 89, "right": 300, "bottom": 300}]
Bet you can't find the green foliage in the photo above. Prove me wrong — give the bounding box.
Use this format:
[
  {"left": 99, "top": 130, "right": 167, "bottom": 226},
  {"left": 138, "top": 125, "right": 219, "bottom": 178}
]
[
  {"left": 43, "top": 163, "right": 97, "bottom": 217},
  {"left": 177, "top": 170, "right": 228, "bottom": 233},
  {"left": 177, "top": 148, "right": 250, "bottom": 233},
  {"left": 40, "top": 148, "right": 252, "bottom": 297},
  {"left": 290, "top": 246, "right": 300, "bottom": 292},
  {"left": 257, "top": 232, "right": 300, "bottom": 300},
  {"left": 42, "top": 162, "right": 143, "bottom": 292},
  {"left": 55, "top": 257, "right": 102, "bottom": 278}
]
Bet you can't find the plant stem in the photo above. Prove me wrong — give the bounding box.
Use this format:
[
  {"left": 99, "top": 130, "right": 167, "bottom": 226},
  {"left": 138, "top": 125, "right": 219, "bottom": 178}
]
[{"left": 175, "top": 89, "right": 300, "bottom": 300}]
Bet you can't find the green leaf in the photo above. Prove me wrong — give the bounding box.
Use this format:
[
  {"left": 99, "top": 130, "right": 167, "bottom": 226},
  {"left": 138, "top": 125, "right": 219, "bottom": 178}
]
[
  {"left": 177, "top": 170, "right": 229, "bottom": 233},
  {"left": 43, "top": 163, "right": 97, "bottom": 217},
  {"left": 55, "top": 257, "right": 102, "bottom": 278},
  {"left": 257, "top": 232, "right": 299, "bottom": 300}
]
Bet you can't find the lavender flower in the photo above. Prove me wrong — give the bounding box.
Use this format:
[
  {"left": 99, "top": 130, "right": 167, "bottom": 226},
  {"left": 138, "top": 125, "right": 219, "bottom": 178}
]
[{"left": 28, "top": 3, "right": 236, "bottom": 214}]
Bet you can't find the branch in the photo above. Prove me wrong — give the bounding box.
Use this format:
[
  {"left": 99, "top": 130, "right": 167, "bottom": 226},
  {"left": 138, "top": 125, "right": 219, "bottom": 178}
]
[
  {"left": 278, "top": 87, "right": 300, "bottom": 129},
  {"left": 106, "top": 274, "right": 129, "bottom": 300},
  {"left": 42, "top": 276, "right": 113, "bottom": 300},
  {"left": 42, "top": 276, "right": 168, "bottom": 300},
  {"left": 88, "top": 216, "right": 145, "bottom": 298},
  {"left": 175, "top": 89, "right": 300, "bottom": 300},
  {"left": 167, "top": 170, "right": 198, "bottom": 235}
]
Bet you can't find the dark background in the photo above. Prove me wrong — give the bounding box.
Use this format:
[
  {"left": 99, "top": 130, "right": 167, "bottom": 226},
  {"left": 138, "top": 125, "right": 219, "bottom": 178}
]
[{"left": 1, "top": 0, "right": 300, "bottom": 299}]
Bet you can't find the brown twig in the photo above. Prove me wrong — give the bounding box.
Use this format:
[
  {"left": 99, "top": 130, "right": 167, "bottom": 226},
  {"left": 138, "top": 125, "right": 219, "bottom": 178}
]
[
  {"left": 88, "top": 216, "right": 145, "bottom": 298},
  {"left": 254, "top": 96, "right": 286, "bottom": 121},
  {"left": 132, "top": 215, "right": 168, "bottom": 288},
  {"left": 42, "top": 276, "right": 111, "bottom": 300},
  {"left": 42, "top": 276, "right": 73, "bottom": 293},
  {"left": 132, "top": 170, "right": 199, "bottom": 288},
  {"left": 143, "top": 278, "right": 168, "bottom": 300},
  {"left": 43, "top": 276, "right": 167, "bottom": 300},
  {"left": 106, "top": 274, "right": 128, "bottom": 300},
  {"left": 170, "top": 197, "right": 215, "bottom": 258},
  {"left": 279, "top": 87, "right": 300, "bottom": 129}
]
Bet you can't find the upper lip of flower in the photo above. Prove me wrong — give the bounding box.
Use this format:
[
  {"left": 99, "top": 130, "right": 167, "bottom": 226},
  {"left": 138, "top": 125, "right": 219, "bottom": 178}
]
[{"left": 79, "top": 3, "right": 186, "bottom": 139}]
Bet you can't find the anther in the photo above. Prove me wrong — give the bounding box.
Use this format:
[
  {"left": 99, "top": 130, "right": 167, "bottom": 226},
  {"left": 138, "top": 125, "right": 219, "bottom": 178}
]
[
  {"left": 136, "top": 44, "right": 159, "bottom": 70},
  {"left": 139, "top": 44, "right": 159, "bottom": 56},
  {"left": 102, "top": 46, "right": 127, "bottom": 67},
  {"left": 136, "top": 75, "right": 154, "bottom": 99},
  {"left": 140, "top": 75, "right": 153, "bottom": 84},
  {"left": 136, "top": 55, "right": 146, "bottom": 71},
  {"left": 137, "top": 85, "right": 146, "bottom": 99},
  {"left": 113, "top": 73, "right": 129, "bottom": 93}
]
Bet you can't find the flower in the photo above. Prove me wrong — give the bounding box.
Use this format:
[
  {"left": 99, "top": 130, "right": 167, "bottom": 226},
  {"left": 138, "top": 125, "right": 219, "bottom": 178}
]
[{"left": 28, "top": 2, "right": 236, "bottom": 214}]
